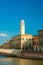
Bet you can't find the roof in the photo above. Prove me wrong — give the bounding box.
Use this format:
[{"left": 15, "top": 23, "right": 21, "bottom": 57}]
[
  {"left": 12, "top": 34, "right": 32, "bottom": 38},
  {"left": 12, "top": 35, "right": 20, "bottom": 38},
  {"left": 38, "top": 30, "right": 43, "bottom": 32},
  {"left": 33, "top": 35, "right": 38, "bottom": 37}
]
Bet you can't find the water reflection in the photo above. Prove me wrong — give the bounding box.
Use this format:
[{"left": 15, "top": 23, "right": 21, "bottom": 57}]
[{"left": 0, "top": 58, "right": 43, "bottom": 65}]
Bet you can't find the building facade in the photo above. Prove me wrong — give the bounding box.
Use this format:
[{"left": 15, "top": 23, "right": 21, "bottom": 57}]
[
  {"left": 11, "top": 35, "right": 21, "bottom": 49},
  {"left": 2, "top": 40, "right": 12, "bottom": 49},
  {"left": 38, "top": 30, "right": 43, "bottom": 52},
  {"left": 32, "top": 30, "right": 43, "bottom": 52},
  {"left": 32, "top": 35, "right": 39, "bottom": 52}
]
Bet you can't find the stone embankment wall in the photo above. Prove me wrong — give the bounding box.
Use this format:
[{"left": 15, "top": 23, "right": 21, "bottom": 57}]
[{"left": 0, "top": 49, "right": 21, "bottom": 57}]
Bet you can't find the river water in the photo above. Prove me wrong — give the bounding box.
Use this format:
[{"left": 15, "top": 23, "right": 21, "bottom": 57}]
[{"left": 0, "top": 56, "right": 43, "bottom": 65}]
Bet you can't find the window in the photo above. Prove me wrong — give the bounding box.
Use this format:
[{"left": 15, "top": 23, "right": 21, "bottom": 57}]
[
  {"left": 22, "top": 38, "right": 24, "bottom": 40},
  {"left": 42, "top": 40, "right": 43, "bottom": 46},
  {"left": 29, "top": 39, "right": 31, "bottom": 40},
  {"left": 26, "top": 38, "right": 28, "bottom": 41},
  {"left": 42, "top": 34, "right": 43, "bottom": 38},
  {"left": 39, "top": 34, "right": 41, "bottom": 38},
  {"left": 39, "top": 40, "right": 41, "bottom": 45}
]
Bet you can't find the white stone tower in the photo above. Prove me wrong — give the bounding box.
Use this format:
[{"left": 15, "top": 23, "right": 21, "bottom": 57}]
[{"left": 20, "top": 19, "right": 25, "bottom": 35}]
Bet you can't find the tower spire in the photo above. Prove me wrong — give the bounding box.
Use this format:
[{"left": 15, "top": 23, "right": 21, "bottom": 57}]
[{"left": 20, "top": 19, "right": 25, "bottom": 35}]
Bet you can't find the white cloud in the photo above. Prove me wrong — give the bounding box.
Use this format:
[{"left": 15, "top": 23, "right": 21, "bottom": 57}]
[{"left": 0, "top": 33, "right": 9, "bottom": 37}]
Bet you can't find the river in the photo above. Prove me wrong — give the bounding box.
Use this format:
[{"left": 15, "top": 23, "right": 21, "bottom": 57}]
[{"left": 0, "top": 56, "right": 43, "bottom": 65}]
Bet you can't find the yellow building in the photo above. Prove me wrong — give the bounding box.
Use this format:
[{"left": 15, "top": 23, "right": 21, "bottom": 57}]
[
  {"left": 11, "top": 34, "right": 32, "bottom": 50},
  {"left": 11, "top": 20, "right": 32, "bottom": 50}
]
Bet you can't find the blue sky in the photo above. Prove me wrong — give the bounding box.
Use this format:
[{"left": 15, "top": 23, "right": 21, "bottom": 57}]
[{"left": 0, "top": 0, "right": 43, "bottom": 44}]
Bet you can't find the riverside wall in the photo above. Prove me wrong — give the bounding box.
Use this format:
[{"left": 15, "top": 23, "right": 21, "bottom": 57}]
[
  {"left": 0, "top": 49, "right": 21, "bottom": 57},
  {"left": 0, "top": 49, "right": 43, "bottom": 60}
]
